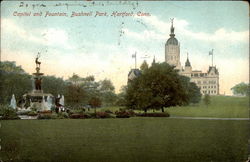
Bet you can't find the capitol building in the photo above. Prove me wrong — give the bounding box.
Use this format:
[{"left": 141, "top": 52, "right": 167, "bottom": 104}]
[
  {"left": 165, "top": 19, "right": 219, "bottom": 95},
  {"left": 128, "top": 19, "right": 219, "bottom": 96}
]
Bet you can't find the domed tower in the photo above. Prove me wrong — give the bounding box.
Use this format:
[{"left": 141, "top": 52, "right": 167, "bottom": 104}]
[{"left": 165, "top": 18, "right": 181, "bottom": 70}]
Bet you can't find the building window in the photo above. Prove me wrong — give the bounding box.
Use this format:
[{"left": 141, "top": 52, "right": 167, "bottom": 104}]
[
  {"left": 203, "top": 81, "right": 207, "bottom": 84},
  {"left": 198, "top": 81, "right": 201, "bottom": 84}
]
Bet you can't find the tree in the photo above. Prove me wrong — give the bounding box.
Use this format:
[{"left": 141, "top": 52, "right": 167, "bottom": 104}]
[
  {"left": 64, "top": 83, "right": 86, "bottom": 108},
  {"left": 231, "top": 82, "right": 249, "bottom": 96},
  {"left": 0, "top": 61, "right": 32, "bottom": 105},
  {"left": 188, "top": 82, "right": 202, "bottom": 104},
  {"left": 42, "top": 75, "right": 67, "bottom": 96},
  {"left": 203, "top": 94, "right": 211, "bottom": 107},
  {"left": 89, "top": 96, "right": 102, "bottom": 113},
  {"left": 0, "top": 61, "right": 25, "bottom": 73},
  {"left": 65, "top": 74, "right": 86, "bottom": 107},
  {"left": 126, "top": 62, "right": 189, "bottom": 113},
  {"left": 99, "top": 79, "right": 115, "bottom": 92},
  {"left": 115, "top": 85, "right": 127, "bottom": 106},
  {"left": 68, "top": 73, "right": 81, "bottom": 84},
  {"left": 99, "top": 79, "right": 116, "bottom": 106},
  {"left": 140, "top": 60, "right": 148, "bottom": 73}
]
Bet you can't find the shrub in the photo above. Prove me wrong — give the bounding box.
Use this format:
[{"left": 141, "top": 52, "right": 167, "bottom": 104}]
[
  {"left": 84, "top": 112, "right": 95, "bottom": 118},
  {"left": 27, "top": 111, "right": 38, "bottom": 116},
  {"left": 39, "top": 110, "right": 52, "bottom": 114},
  {"left": 115, "top": 110, "right": 130, "bottom": 118},
  {"left": 57, "top": 112, "right": 69, "bottom": 119},
  {"left": 0, "top": 105, "right": 20, "bottom": 120},
  {"left": 127, "top": 110, "right": 136, "bottom": 117},
  {"left": 95, "top": 112, "right": 112, "bottom": 118},
  {"left": 69, "top": 113, "right": 85, "bottom": 119},
  {"left": 104, "top": 110, "right": 113, "bottom": 114},
  {"left": 37, "top": 113, "right": 57, "bottom": 119},
  {"left": 135, "top": 112, "right": 170, "bottom": 117}
]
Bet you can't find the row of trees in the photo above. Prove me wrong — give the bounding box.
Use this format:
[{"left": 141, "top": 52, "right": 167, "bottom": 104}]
[
  {"left": 0, "top": 61, "right": 117, "bottom": 108},
  {"left": 1, "top": 61, "right": 203, "bottom": 111},
  {"left": 65, "top": 73, "right": 117, "bottom": 108}
]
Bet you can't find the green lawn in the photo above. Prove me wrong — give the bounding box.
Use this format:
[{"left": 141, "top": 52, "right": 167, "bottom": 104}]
[
  {"left": 167, "top": 96, "right": 249, "bottom": 118},
  {"left": 101, "top": 96, "right": 249, "bottom": 118},
  {"left": 0, "top": 118, "right": 248, "bottom": 162}
]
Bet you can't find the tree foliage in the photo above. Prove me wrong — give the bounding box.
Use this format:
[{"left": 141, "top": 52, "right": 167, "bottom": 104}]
[
  {"left": 42, "top": 76, "right": 67, "bottom": 96},
  {"left": 231, "top": 82, "right": 249, "bottom": 96},
  {"left": 126, "top": 63, "right": 191, "bottom": 112},
  {"left": 0, "top": 62, "right": 32, "bottom": 104},
  {"left": 140, "top": 60, "right": 149, "bottom": 73},
  {"left": 203, "top": 94, "right": 211, "bottom": 107},
  {"left": 98, "top": 79, "right": 116, "bottom": 106},
  {"left": 115, "top": 85, "right": 127, "bottom": 106},
  {"left": 189, "top": 83, "right": 202, "bottom": 103},
  {"left": 126, "top": 62, "right": 202, "bottom": 112},
  {"left": 65, "top": 74, "right": 117, "bottom": 108}
]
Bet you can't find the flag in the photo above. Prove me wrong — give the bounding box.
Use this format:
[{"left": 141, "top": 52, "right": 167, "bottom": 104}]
[{"left": 209, "top": 49, "right": 213, "bottom": 55}]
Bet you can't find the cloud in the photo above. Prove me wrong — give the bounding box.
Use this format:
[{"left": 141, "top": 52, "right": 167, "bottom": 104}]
[
  {"left": 133, "top": 15, "right": 249, "bottom": 43},
  {"left": 1, "top": 18, "right": 74, "bottom": 50},
  {"left": 42, "top": 28, "right": 72, "bottom": 49},
  {"left": 123, "top": 28, "right": 165, "bottom": 40}
]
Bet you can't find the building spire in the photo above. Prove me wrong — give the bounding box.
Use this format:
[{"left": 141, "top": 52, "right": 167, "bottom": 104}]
[
  {"left": 170, "top": 18, "right": 175, "bottom": 37},
  {"left": 185, "top": 52, "right": 191, "bottom": 67},
  {"left": 152, "top": 55, "right": 156, "bottom": 65}
]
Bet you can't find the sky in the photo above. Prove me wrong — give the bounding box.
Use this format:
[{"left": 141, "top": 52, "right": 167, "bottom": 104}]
[{"left": 1, "top": 1, "right": 249, "bottom": 95}]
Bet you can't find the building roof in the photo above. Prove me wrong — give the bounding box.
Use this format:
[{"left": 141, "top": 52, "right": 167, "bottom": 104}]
[
  {"left": 208, "top": 66, "right": 219, "bottom": 75},
  {"left": 185, "top": 58, "right": 191, "bottom": 67},
  {"left": 128, "top": 69, "right": 141, "bottom": 77},
  {"left": 166, "top": 37, "right": 178, "bottom": 45},
  {"left": 166, "top": 18, "right": 179, "bottom": 46}
]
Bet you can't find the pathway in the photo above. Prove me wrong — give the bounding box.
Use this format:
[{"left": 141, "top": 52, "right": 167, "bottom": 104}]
[{"left": 169, "top": 116, "right": 249, "bottom": 121}]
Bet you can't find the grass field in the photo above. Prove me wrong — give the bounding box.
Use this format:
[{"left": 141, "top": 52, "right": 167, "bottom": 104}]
[
  {"left": 101, "top": 96, "right": 249, "bottom": 118},
  {"left": 0, "top": 96, "right": 249, "bottom": 161},
  {"left": 167, "top": 96, "right": 249, "bottom": 118},
  {"left": 0, "top": 118, "right": 248, "bottom": 162}
]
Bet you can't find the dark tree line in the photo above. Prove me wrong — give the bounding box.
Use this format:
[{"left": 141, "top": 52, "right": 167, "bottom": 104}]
[
  {"left": 0, "top": 61, "right": 201, "bottom": 111},
  {"left": 0, "top": 61, "right": 117, "bottom": 109}
]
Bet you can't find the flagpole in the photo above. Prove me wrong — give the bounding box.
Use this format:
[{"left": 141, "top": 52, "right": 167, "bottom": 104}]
[
  {"left": 135, "top": 52, "right": 137, "bottom": 69},
  {"left": 212, "top": 49, "right": 214, "bottom": 67}
]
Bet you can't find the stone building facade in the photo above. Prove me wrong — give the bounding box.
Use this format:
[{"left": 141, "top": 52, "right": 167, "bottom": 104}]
[{"left": 165, "top": 20, "right": 219, "bottom": 95}]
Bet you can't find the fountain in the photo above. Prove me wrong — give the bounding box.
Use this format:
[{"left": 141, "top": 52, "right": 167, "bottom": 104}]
[
  {"left": 59, "top": 95, "right": 64, "bottom": 106},
  {"left": 22, "top": 53, "right": 54, "bottom": 112},
  {"left": 10, "top": 94, "right": 17, "bottom": 109},
  {"left": 47, "top": 96, "right": 53, "bottom": 110}
]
